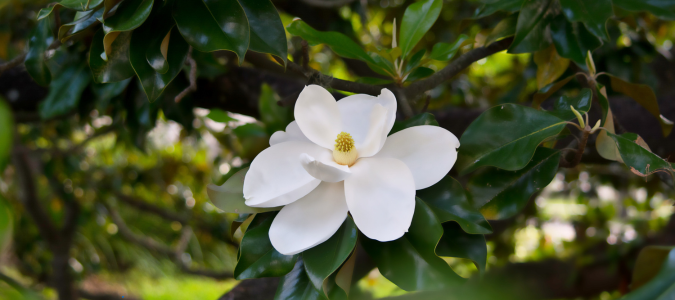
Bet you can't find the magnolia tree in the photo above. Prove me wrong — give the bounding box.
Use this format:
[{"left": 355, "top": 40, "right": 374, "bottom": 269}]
[{"left": 1, "top": 0, "right": 675, "bottom": 299}]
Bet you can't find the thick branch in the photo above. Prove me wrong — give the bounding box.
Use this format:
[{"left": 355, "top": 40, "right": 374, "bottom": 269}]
[
  {"left": 404, "top": 37, "right": 513, "bottom": 98},
  {"left": 286, "top": 59, "right": 385, "bottom": 95}
]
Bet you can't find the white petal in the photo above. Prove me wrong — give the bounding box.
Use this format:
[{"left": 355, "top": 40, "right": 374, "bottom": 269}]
[
  {"left": 337, "top": 88, "right": 397, "bottom": 156},
  {"left": 294, "top": 85, "right": 342, "bottom": 149},
  {"left": 376, "top": 125, "right": 460, "bottom": 190},
  {"left": 269, "top": 181, "right": 349, "bottom": 255},
  {"left": 300, "top": 152, "right": 351, "bottom": 182},
  {"left": 344, "top": 157, "right": 415, "bottom": 242},
  {"left": 269, "top": 121, "right": 310, "bottom": 146},
  {"left": 244, "top": 141, "right": 327, "bottom": 207}
]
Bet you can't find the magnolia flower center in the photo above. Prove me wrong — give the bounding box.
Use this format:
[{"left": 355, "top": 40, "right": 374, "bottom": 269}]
[{"left": 333, "top": 132, "right": 358, "bottom": 166}]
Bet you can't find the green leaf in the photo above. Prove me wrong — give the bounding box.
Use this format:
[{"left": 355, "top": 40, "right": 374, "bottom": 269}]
[
  {"left": 259, "top": 84, "right": 292, "bottom": 134},
  {"left": 0, "top": 195, "right": 13, "bottom": 253},
  {"left": 58, "top": 8, "right": 104, "bottom": 43},
  {"left": 456, "top": 104, "right": 566, "bottom": 174},
  {"left": 405, "top": 66, "right": 434, "bottom": 82},
  {"left": 468, "top": 147, "right": 561, "bottom": 219},
  {"left": 24, "top": 17, "right": 52, "bottom": 86},
  {"left": 207, "top": 109, "right": 237, "bottom": 123},
  {"left": 91, "top": 79, "right": 131, "bottom": 111},
  {"left": 361, "top": 198, "right": 464, "bottom": 291},
  {"left": 473, "top": 0, "right": 524, "bottom": 19},
  {"left": 58, "top": 0, "right": 103, "bottom": 11},
  {"left": 286, "top": 20, "right": 374, "bottom": 64},
  {"left": 436, "top": 222, "right": 487, "bottom": 275},
  {"left": 207, "top": 167, "right": 280, "bottom": 214},
  {"left": 612, "top": 0, "right": 675, "bottom": 20},
  {"left": 0, "top": 98, "right": 11, "bottom": 170},
  {"left": 632, "top": 246, "right": 675, "bottom": 290},
  {"left": 486, "top": 13, "right": 518, "bottom": 45},
  {"left": 173, "top": 0, "right": 249, "bottom": 64},
  {"left": 550, "top": 15, "right": 602, "bottom": 65},
  {"left": 89, "top": 29, "right": 135, "bottom": 83},
  {"left": 303, "top": 217, "right": 357, "bottom": 295},
  {"left": 534, "top": 44, "right": 570, "bottom": 90},
  {"left": 559, "top": 0, "right": 613, "bottom": 40},
  {"left": 604, "top": 74, "right": 673, "bottom": 137},
  {"left": 621, "top": 248, "right": 675, "bottom": 300},
  {"left": 37, "top": 6, "right": 57, "bottom": 20},
  {"left": 235, "top": 212, "right": 298, "bottom": 279},
  {"left": 131, "top": 1, "right": 189, "bottom": 102},
  {"left": 417, "top": 176, "right": 492, "bottom": 234},
  {"left": 508, "top": 0, "right": 553, "bottom": 54},
  {"left": 404, "top": 48, "right": 426, "bottom": 74},
  {"left": 607, "top": 132, "right": 673, "bottom": 178},
  {"left": 238, "top": 0, "right": 288, "bottom": 64},
  {"left": 532, "top": 75, "right": 575, "bottom": 109},
  {"left": 39, "top": 62, "right": 91, "bottom": 119},
  {"left": 429, "top": 34, "right": 468, "bottom": 61},
  {"left": 102, "top": 0, "right": 153, "bottom": 34},
  {"left": 275, "top": 259, "right": 327, "bottom": 300},
  {"left": 399, "top": 0, "right": 443, "bottom": 58},
  {"left": 389, "top": 112, "right": 439, "bottom": 135},
  {"left": 545, "top": 88, "right": 592, "bottom": 120}
]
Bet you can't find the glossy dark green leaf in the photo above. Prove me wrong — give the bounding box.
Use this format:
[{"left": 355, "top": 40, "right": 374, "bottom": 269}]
[
  {"left": 58, "top": 8, "right": 103, "bottom": 42},
  {"left": 0, "top": 98, "right": 12, "bottom": 170},
  {"left": 545, "top": 88, "right": 592, "bottom": 120},
  {"left": 207, "top": 167, "right": 280, "bottom": 214},
  {"left": 399, "top": 0, "right": 442, "bottom": 58},
  {"left": 456, "top": 104, "right": 566, "bottom": 174},
  {"left": 303, "top": 217, "right": 357, "bottom": 295},
  {"left": 390, "top": 112, "right": 439, "bottom": 135},
  {"left": 473, "top": 0, "right": 524, "bottom": 19},
  {"left": 404, "top": 48, "right": 426, "bottom": 74},
  {"left": 605, "top": 74, "right": 673, "bottom": 136},
  {"left": 235, "top": 212, "right": 298, "bottom": 279},
  {"left": 58, "top": 0, "right": 103, "bottom": 11},
  {"left": 103, "top": 0, "right": 153, "bottom": 32},
  {"left": 89, "top": 29, "right": 134, "bottom": 83},
  {"left": 91, "top": 78, "right": 131, "bottom": 110},
  {"left": 550, "top": 15, "right": 602, "bottom": 65},
  {"left": 417, "top": 176, "right": 492, "bottom": 234},
  {"left": 24, "top": 17, "right": 52, "bottom": 86},
  {"left": 612, "top": 0, "right": 675, "bottom": 20},
  {"left": 361, "top": 198, "right": 464, "bottom": 291},
  {"left": 275, "top": 259, "right": 327, "bottom": 300},
  {"left": 207, "top": 109, "right": 238, "bottom": 123},
  {"left": 486, "top": 13, "right": 518, "bottom": 45},
  {"left": 559, "top": 0, "right": 612, "bottom": 40},
  {"left": 632, "top": 246, "right": 675, "bottom": 290},
  {"left": 405, "top": 66, "right": 434, "bottom": 82},
  {"left": 131, "top": 1, "right": 189, "bottom": 102},
  {"left": 37, "top": 6, "right": 57, "bottom": 20},
  {"left": 238, "top": 0, "right": 287, "bottom": 63},
  {"left": 287, "top": 20, "right": 374, "bottom": 64},
  {"left": 621, "top": 248, "right": 675, "bottom": 300},
  {"left": 39, "top": 62, "right": 91, "bottom": 119},
  {"left": 436, "top": 222, "right": 487, "bottom": 275},
  {"left": 468, "top": 147, "right": 561, "bottom": 219},
  {"left": 608, "top": 133, "right": 673, "bottom": 178},
  {"left": 0, "top": 195, "right": 13, "bottom": 252},
  {"left": 145, "top": 28, "right": 172, "bottom": 74},
  {"left": 429, "top": 34, "right": 468, "bottom": 61},
  {"left": 173, "top": 0, "right": 249, "bottom": 64},
  {"left": 532, "top": 75, "right": 575, "bottom": 108},
  {"left": 259, "top": 84, "right": 292, "bottom": 134},
  {"left": 508, "top": 0, "right": 552, "bottom": 54}
]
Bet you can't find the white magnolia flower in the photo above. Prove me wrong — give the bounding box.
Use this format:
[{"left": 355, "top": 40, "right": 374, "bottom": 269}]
[{"left": 244, "top": 85, "right": 459, "bottom": 255}]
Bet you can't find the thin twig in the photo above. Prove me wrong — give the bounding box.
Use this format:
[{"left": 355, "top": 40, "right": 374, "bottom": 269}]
[{"left": 175, "top": 47, "right": 197, "bottom": 103}]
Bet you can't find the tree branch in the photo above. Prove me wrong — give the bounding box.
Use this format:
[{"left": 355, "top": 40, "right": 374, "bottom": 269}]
[
  {"left": 113, "top": 191, "right": 189, "bottom": 224},
  {"left": 0, "top": 40, "right": 61, "bottom": 76}
]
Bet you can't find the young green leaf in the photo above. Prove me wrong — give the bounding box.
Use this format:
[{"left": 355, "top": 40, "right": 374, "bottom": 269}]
[
  {"left": 173, "top": 0, "right": 249, "bottom": 64},
  {"left": 24, "top": 17, "right": 52, "bottom": 86},
  {"left": 399, "top": 0, "right": 443, "bottom": 58},
  {"left": 361, "top": 198, "right": 464, "bottom": 291},
  {"left": 468, "top": 147, "right": 561, "bottom": 219},
  {"left": 456, "top": 103, "right": 567, "bottom": 174},
  {"left": 428, "top": 34, "right": 468, "bottom": 61}
]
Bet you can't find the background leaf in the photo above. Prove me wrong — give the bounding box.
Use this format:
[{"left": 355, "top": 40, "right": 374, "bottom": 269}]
[
  {"left": 259, "top": 84, "right": 292, "bottom": 134},
  {"left": 0, "top": 97, "right": 12, "bottom": 169},
  {"left": 612, "top": 0, "right": 675, "bottom": 20},
  {"left": 631, "top": 246, "right": 675, "bottom": 290},
  {"left": 468, "top": 147, "right": 561, "bottom": 219},
  {"left": 620, "top": 248, "right": 675, "bottom": 300},
  {"left": 473, "top": 0, "right": 524, "bottom": 19},
  {"left": 399, "top": 0, "right": 443, "bottom": 58},
  {"left": 606, "top": 74, "right": 673, "bottom": 136},
  {"left": 361, "top": 198, "right": 464, "bottom": 291},
  {"left": 24, "top": 17, "right": 52, "bottom": 86}
]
